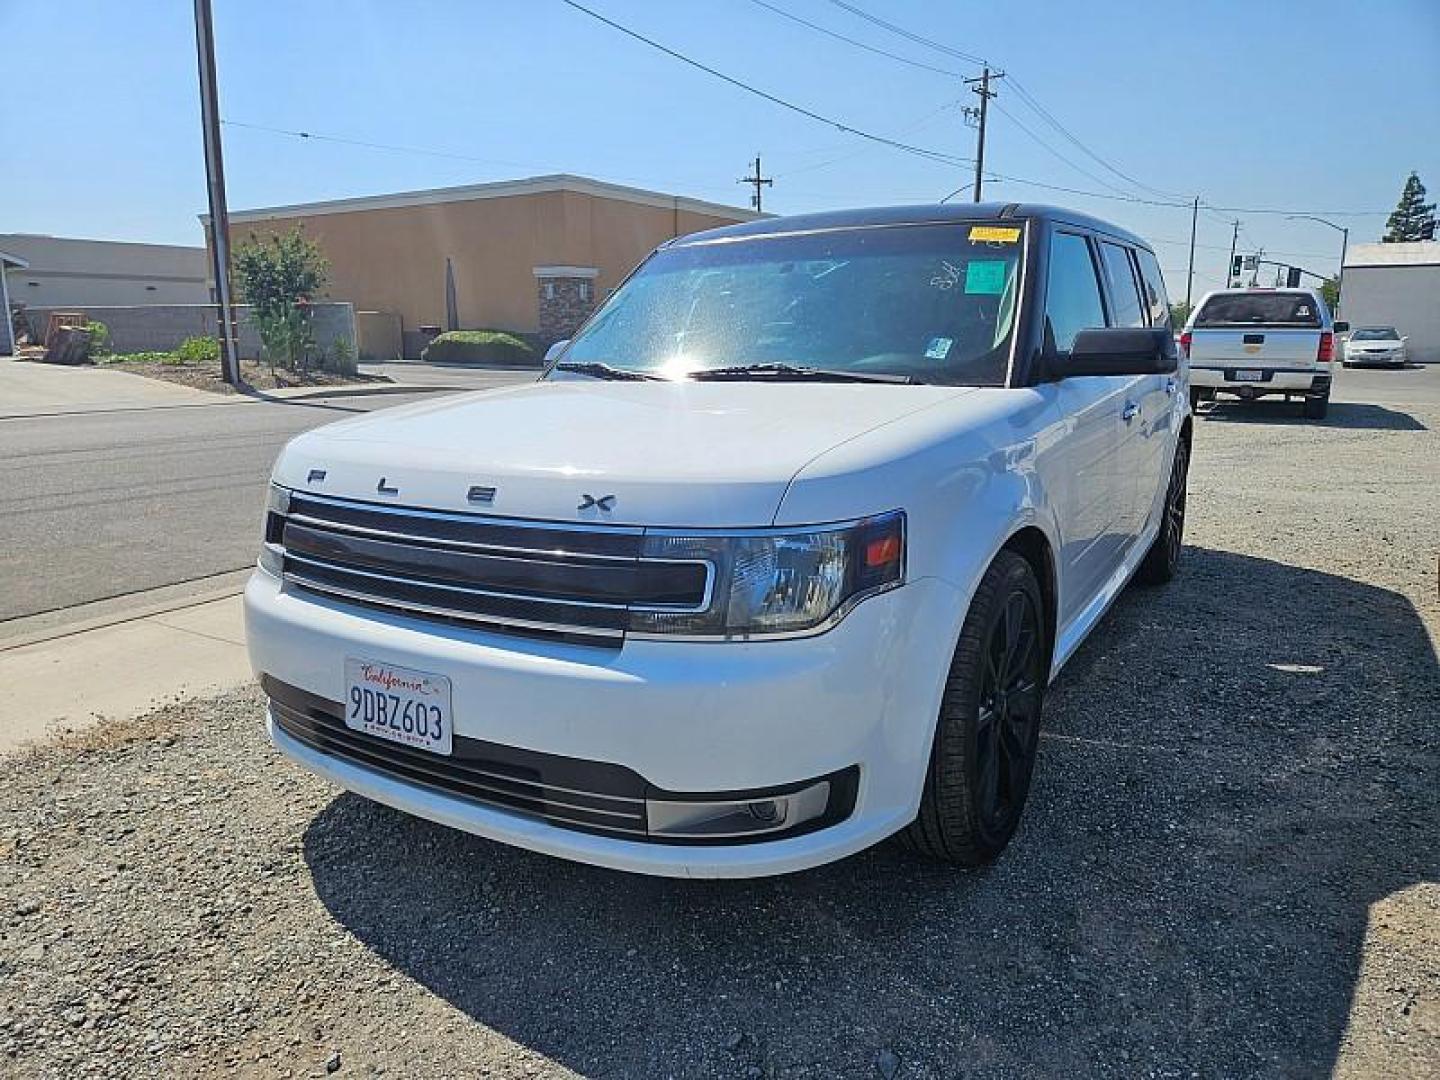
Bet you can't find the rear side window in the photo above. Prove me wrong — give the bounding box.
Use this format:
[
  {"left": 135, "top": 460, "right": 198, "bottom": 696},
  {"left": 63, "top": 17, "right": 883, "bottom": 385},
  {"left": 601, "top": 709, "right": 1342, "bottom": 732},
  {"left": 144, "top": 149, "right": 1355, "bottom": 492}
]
[
  {"left": 1098, "top": 242, "right": 1145, "bottom": 328},
  {"left": 1133, "top": 248, "right": 1172, "bottom": 328},
  {"left": 1045, "top": 233, "right": 1106, "bottom": 352},
  {"left": 1195, "top": 292, "right": 1322, "bottom": 328}
]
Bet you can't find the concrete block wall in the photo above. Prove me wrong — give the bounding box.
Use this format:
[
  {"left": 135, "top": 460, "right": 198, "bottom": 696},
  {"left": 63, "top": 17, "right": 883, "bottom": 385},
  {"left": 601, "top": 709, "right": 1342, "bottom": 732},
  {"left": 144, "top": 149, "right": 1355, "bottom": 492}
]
[{"left": 21, "top": 302, "right": 357, "bottom": 361}]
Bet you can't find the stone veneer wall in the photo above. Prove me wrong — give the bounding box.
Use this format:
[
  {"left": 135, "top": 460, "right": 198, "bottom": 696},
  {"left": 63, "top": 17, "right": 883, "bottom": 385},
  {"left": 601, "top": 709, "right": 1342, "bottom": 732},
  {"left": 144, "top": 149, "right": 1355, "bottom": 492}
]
[{"left": 536, "top": 277, "right": 596, "bottom": 344}]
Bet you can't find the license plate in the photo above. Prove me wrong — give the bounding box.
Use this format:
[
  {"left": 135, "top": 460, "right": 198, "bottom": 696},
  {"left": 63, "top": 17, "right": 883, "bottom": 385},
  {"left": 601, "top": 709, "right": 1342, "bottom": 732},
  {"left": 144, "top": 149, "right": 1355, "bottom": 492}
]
[
  {"left": 1233, "top": 370, "right": 1264, "bottom": 382},
  {"left": 344, "top": 658, "right": 453, "bottom": 756}
]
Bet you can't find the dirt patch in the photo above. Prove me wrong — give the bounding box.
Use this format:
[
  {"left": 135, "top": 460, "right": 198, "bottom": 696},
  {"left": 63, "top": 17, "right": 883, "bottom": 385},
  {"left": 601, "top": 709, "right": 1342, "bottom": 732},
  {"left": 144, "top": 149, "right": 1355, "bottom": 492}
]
[{"left": 100, "top": 359, "right": 391, "bottom": 395}]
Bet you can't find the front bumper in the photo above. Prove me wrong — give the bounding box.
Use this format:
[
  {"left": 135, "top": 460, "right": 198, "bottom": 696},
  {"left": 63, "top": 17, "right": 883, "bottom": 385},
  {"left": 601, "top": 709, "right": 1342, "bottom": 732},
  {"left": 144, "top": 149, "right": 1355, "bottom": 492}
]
[
  {"left": 244, "top": 569, "right": 964, "bottom": 877},
  {"left": 1345, "top": 352, "right": 1405, "bottom": 366}
]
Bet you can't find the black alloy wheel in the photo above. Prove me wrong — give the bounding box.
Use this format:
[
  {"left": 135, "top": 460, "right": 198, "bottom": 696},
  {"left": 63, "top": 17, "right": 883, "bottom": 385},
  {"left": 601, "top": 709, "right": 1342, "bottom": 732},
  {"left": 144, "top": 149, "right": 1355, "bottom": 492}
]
[
  {"left": 901, "top": 551, "right": 1047, "bottom": 865},
  {"left": 1137, "top": 437, "right": 1189, "bottom": 586},
  {"left": 972, "top": 586, "right": 1045, "bottom": 838}
]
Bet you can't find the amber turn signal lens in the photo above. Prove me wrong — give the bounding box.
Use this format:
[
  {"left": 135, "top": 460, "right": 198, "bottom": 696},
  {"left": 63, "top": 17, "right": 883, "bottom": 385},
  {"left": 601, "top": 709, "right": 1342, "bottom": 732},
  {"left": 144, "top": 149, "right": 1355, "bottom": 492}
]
[{"left": 864, "top": 534, "right": 902, "bottom": 568}]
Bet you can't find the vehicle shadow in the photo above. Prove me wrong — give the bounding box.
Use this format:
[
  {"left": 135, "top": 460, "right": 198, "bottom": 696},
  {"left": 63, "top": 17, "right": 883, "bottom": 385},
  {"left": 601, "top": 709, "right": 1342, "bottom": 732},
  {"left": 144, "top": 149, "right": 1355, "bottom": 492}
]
[
  {"left": 302, "top": 547, "right": 1439, "bottom": 1078},
  {"left": 1197, "top": 399, "right": 1427, "bottom": 430}
]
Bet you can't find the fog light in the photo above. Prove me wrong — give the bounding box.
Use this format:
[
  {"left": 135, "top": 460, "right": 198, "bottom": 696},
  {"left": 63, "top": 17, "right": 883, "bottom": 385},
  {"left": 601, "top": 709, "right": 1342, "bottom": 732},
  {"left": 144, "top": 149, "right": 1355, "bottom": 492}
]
[{"left": 647, "top": 781, "right": 830, "bottom": 840}]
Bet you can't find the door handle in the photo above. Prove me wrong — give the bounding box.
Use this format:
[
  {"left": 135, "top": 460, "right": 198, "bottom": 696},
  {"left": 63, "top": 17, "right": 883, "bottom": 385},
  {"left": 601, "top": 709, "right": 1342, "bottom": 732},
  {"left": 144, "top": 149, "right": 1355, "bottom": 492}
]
[
  {"left": 1164, "top": 378, "right": 1177, "bottom": 396},
  {"left": 1122, "top": 401, "right": 1139, "bottom": 422}
]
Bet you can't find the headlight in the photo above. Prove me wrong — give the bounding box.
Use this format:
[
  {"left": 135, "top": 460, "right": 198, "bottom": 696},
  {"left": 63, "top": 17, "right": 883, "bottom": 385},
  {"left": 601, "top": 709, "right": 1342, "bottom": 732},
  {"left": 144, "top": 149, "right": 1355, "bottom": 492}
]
[
  {"left": 257, "top": 484, "right": 289, "bottom": 576},
  {"left": 629, "top": 511, "right": 904, "bottom": 639}
]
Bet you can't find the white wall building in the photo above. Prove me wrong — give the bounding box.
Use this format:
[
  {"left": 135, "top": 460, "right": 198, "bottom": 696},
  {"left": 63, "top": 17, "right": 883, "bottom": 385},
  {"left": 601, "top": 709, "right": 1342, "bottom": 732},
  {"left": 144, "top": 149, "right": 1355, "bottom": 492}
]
[
  {"left": 0, "top": 234, "right": 209, "bottom": 310},
  {"left": 1341, "top": 241, "right": 1440, "bottom": 364}
]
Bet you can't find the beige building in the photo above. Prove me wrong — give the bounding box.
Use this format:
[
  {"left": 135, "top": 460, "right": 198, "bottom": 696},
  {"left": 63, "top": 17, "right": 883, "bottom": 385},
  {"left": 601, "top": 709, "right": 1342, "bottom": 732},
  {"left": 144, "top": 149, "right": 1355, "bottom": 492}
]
[{"left": 204, "top": 174, "right": 761, "bottom": 357}]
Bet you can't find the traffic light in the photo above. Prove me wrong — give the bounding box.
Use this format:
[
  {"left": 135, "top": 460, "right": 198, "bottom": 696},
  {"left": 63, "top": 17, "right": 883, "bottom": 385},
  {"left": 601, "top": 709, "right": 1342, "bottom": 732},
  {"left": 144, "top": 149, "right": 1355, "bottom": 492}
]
[
  {"left": 1286, "top": 267, "right": 1303, "bottom": 287},
  {"left": 1231, "top": 254, "right": 1243, "bottom": 279}
]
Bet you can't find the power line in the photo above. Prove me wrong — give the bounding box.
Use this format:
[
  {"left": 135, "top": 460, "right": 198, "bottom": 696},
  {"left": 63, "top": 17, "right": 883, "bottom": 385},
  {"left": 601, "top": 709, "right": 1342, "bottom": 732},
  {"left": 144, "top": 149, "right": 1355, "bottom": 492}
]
[
  {"left": 556, "top": 0, "right": 970, "bottom": 169},
  {"left": 743, "top": 0, "right": 964, "bottom": 77},
  {"left": 823, "top": 0, "right": 989, "bottom": 66},
  {"left": 817, "top": 0, "right": 1182, "bottom": 202},
  {"left": 991, "top": 101, "right": 1136, "bottom": 197},
  {"left": 1005, "top": 75, "right": 1188, "bottom": 200}
]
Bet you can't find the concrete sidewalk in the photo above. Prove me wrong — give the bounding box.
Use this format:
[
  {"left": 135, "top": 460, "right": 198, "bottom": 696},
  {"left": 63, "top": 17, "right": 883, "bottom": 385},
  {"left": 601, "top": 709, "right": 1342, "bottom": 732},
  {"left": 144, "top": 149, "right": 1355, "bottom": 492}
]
[
  {"left": 0, "top": 356, "right": 218, "bottom": 416},
  {"left": 0, "top": 593, "right": 252, "bottom": 756}
]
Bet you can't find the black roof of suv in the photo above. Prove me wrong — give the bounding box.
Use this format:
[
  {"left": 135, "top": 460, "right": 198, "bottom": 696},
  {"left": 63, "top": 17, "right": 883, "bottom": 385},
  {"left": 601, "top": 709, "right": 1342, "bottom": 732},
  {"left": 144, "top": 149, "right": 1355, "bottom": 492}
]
[{"left": 675, "top": 201, "right": 1153, "bottom": 254}]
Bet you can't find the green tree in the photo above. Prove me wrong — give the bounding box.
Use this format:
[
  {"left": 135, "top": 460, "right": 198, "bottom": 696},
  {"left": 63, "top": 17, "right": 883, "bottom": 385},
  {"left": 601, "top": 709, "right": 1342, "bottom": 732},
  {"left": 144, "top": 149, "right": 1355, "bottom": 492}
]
[
  {"left": 1168, "top": 300, "right": 1192, "bottom": 329},
  {"left": 1319, "top": 275, "right": 1340, "bottom": 312},
  {"left": 232, "top": 229, "right": 329, "bottom": 371},
  {"left": 1382, "top": 172, "right": 1436, "bottom": 243}
]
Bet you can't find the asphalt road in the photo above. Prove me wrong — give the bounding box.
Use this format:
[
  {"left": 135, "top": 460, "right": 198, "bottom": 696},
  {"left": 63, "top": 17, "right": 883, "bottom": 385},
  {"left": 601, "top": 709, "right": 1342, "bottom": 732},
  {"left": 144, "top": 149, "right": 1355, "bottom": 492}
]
[
  {"left": 0, "top": 371, "right": 536, "bottom": 623},
  {"left": 2, "top": 363, "right": 1431, "bottom": 625}
]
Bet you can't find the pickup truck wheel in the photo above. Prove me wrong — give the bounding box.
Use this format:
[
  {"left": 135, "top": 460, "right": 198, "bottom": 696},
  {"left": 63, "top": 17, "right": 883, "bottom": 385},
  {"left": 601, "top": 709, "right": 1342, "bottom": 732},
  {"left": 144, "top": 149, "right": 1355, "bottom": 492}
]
[
  {"left": 1302, "top": 392, "right": 1330, "bottom": 420},
  {"left": 901, "top": 551, "right": 1045, "bottom": 866},
  {"left": 1136, "top": 438, "right": 1189, "bottom": 586}
]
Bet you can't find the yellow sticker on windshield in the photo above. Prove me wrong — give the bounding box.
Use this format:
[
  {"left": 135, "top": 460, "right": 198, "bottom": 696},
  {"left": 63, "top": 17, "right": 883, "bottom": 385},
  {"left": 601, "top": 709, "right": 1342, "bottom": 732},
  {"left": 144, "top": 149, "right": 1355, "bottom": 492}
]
[{"left": 969, "top": 226, "right": 1021, "bottom": 243}]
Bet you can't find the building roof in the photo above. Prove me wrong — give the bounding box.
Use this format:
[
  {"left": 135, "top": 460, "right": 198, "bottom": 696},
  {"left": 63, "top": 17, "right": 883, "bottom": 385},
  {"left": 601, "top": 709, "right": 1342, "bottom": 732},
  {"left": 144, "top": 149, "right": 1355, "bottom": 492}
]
[
  {"left": 0, "top": 249, "right": 29, "bottom": 269},
  {"left": 1344, "top": 240, "right": 1440, "bottom": 268},
  {"left": 672, "top": 201, "right": 1154, "bottom": 252},
  {"left": 204, "top": 174, "right": 764, "bottom": 227}
]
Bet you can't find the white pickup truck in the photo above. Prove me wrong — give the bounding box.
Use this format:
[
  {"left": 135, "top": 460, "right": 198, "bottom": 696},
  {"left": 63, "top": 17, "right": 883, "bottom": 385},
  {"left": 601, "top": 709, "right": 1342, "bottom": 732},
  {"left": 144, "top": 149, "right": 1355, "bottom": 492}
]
[
  {"left": 1182, "top": 287, "right": 1346, "bottom": 419},
  {"left": 246, "top": 204, "right": 1191, "bottom": 878}
]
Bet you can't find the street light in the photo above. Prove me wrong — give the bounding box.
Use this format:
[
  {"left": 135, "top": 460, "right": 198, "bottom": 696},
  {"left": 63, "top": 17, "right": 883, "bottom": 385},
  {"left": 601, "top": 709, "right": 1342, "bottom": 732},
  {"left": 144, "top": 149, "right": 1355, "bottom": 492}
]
[{"left": 1287, "top": 214, "right": 1350, "bottom": 319}]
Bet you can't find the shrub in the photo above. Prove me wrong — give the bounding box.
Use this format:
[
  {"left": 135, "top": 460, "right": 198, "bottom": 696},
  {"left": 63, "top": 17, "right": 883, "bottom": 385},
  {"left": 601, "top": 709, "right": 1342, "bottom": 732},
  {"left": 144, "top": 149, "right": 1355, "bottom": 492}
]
[
  {"left": 176, "top": 335, "right": 220, "bottom": 364},
  {"left": 326, "top": 336, "right": 357, "bottom": 376},
  {"left": 85, "top": 321, "right": 110, "bottom": 357},
  {"left": 420, "top": 330, "right": 537, "bottom": 367}
]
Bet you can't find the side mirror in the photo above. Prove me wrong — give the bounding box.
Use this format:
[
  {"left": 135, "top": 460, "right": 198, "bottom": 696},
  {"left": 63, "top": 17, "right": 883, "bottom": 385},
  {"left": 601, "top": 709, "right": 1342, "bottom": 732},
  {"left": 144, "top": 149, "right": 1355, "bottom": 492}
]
[
  {"left": 1052, "top": 327, "right": 1178, "bottom": 378},
  {"left": 1333, "top": 321, "right": 1350, "bottom": 334},
  {"left": 543, "top": 339, "right": 570, "bottom": 367}
]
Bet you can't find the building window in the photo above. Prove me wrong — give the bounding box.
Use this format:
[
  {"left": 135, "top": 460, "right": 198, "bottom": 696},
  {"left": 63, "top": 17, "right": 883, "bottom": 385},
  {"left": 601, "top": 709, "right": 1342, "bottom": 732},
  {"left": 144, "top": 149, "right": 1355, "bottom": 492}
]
[
  {"left": 578, "top": 281, "right": 593, "bottom": 303},
  {"left": 543, "top": 282, "right": 556, "bottom": 301}
]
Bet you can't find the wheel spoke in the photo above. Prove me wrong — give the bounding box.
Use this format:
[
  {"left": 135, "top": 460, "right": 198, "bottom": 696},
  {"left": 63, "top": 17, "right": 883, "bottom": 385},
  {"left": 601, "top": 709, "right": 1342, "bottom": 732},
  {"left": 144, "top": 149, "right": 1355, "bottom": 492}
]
[
  {"left": 1006, "top": 679, "right": 1040, "bottom": 718},
  {"left": 977, "top": 734, "right": 1000, "bottom": 817}
]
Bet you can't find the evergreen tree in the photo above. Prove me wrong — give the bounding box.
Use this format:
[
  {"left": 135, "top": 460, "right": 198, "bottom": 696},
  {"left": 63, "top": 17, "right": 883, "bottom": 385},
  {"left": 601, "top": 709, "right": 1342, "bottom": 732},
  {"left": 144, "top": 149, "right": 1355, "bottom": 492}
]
[{"left": 1383, "top": 172, "right": 1436, "bottom": 242}]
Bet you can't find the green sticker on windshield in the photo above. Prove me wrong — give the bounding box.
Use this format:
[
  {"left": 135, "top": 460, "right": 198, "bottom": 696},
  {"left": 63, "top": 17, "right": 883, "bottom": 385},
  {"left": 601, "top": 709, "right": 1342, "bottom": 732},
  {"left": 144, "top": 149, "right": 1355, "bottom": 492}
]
[{"left": 965, "top": 260, "right": 1007, "bottom": 295}]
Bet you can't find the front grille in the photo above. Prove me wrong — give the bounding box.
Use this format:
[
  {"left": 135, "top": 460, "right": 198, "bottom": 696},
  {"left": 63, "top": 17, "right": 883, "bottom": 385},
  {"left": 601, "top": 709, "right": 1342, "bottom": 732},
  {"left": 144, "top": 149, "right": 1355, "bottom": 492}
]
[{"left": 268, "top": 492, "right": 709, "bottom": 644}]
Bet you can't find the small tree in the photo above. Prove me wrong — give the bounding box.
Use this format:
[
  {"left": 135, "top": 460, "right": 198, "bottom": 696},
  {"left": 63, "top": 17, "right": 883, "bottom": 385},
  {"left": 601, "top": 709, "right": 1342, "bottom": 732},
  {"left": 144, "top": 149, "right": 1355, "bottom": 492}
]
[
  {"left": 232, "top": 229, "right": 329, "bottom": 372},
  {"left": 1319, "top": 275, "right": 1340, "bottom": 312},
  {"left": 1168, "top": 300, "right": 1192, "bottom": 329},
  {"left": 1383, "top": 172, "right": 1436, "bottom": 243}
]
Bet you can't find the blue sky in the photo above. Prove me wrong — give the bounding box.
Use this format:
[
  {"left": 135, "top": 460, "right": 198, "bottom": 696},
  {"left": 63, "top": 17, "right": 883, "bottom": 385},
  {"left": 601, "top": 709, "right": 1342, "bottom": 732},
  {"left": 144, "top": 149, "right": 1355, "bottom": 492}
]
[{"left": 5, "top": 0, "right": 1438, "bottom": 296}]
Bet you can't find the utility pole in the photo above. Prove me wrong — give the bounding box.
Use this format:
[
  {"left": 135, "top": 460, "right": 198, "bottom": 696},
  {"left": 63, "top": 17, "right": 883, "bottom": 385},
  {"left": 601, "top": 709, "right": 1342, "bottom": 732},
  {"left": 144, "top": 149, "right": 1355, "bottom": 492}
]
[
  {"left": 1251, "top": 248, "right": 1264, "bottom": 287},
  {"left": 1226, "top": 220, "right": 1240, "bottom": 288},
  {"left": 739, "top": 155, "right": 773, "bottom": 214},
  {"left": 193, "top": 0, "right": 239, "bottom": 386},
  {"left": 1185, "top": 195, "right": 1199, "bottom": 308},
  {"left": 962, "top": 66, "right": 1003, "bottom": 202}
]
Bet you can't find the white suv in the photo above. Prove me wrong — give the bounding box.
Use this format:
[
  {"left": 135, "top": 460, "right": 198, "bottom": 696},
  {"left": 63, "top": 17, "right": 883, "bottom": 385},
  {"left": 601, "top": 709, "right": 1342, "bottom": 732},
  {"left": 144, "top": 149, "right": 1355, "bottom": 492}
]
[{"left": 246, "top": 204, "right": 1191, "bottom": 878}]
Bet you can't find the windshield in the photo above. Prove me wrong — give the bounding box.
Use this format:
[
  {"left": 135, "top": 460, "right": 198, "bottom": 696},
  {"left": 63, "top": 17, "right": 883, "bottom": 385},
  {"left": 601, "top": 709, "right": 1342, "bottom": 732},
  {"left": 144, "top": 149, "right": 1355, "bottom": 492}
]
[
  {"left": 551, "top": 222, "right": 1025, "bottom": 386},
  {"left": 1194, "top": 291, "right": 1322, "bottom": 328},
  {"left": 1351, "top": 327, "right": 1400, "bottom": 341}
]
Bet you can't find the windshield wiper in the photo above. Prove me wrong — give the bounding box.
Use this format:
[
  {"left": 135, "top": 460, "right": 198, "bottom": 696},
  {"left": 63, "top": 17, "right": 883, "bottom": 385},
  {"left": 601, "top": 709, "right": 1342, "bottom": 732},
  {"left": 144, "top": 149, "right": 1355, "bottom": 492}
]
[
  {"left": 553, "top": 361, "right": 664, "bottom": 381},
  {"left": 688, "top": 363, "right": 918, "bottom": 385}
]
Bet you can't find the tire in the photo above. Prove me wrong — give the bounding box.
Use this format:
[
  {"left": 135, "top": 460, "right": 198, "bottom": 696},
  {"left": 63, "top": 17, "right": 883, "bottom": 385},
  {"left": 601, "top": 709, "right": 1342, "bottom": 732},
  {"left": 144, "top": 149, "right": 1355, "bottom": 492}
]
[
  {"left": 1136, "top": 437, "right": 1189, "bottom": 586},
  {"left": 900, "top": 551, "right": 1047, "bottom": 866},
  {"left": 1302, "top": 393, "right": 1329, "bottom": 420}
]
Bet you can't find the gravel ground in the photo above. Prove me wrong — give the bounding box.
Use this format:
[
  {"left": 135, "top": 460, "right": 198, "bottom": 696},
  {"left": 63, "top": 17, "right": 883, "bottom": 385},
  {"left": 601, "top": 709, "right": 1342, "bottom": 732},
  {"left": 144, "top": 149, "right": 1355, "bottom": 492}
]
[{"left": 2, "top": 391, "right": 1437, "bottom": 1079}]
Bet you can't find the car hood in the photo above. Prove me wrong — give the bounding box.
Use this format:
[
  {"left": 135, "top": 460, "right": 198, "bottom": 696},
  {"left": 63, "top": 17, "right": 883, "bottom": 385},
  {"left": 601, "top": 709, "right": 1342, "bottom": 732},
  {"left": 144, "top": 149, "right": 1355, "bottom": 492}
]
[{"left": 274, "top": 380, "right": 973, "bottom": 526}]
